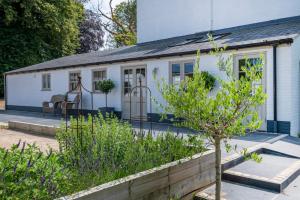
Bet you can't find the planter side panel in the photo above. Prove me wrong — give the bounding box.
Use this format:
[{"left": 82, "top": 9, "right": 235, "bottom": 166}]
[{"left": 61, "top": 151, "right": 215, "bottom": 200}]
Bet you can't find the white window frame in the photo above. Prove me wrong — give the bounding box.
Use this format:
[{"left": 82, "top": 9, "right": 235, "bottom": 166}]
[
  {"left": 69, "top": 71, "right": 81, "bottom": 92},
  {"left": 92, "top": 69, "right": 107, "bottom": 92},
  {"left": 41, "top": 73, "right": 51, "bottom": 91},
  {"left": 169, "top": 60, "right": 195, "bottom": 84}
]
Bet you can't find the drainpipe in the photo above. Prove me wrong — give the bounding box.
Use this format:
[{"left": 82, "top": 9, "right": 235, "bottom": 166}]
[{"left": 273, "top": 45, "right": 278, "bottom": 132}]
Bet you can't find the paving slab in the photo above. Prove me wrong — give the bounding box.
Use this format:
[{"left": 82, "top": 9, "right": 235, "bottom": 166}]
[
  {"left": 195, "top": 181, "right": 278, "bottom": 200},
  {"left": 276, "top": 175, "right": 300, "bottom": 200},
  {"left": 227, "top": 154, "right": 298, "bottom": 179},
  {"left": 198, "top": 177, "right": 300, "bottom": 200},
  {"left": 221, "top": 133, "right": 279, "bottom": 158},
  {"left": 267, "top": 136, "right": 300, "bottom": 158}
]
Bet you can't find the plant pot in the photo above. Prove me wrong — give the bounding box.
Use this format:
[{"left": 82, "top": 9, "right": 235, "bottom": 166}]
[{"left": 98, "top": 107, "right": 115, "bottom": 116}]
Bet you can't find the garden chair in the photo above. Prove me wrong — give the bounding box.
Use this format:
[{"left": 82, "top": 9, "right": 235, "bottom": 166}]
[
  {"left": 42, "top": 95, "right": 65, "bottom": 115},
  {"left": 61, "top": 94, "right": 81, "bottom": 116}
]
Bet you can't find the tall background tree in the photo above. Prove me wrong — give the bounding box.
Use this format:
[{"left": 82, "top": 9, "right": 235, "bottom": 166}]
[
  {"left": 0, "top": 0, "right": 84, "bottom": 97},
  {"left": 98, "top": 0, "right": 137, "bottom": 47},
  {"left": 0, "top": 0, "right": 136, "bottom": 97},
  {"left": 77, "top": 9, "right": 105, "bottom": 53}
]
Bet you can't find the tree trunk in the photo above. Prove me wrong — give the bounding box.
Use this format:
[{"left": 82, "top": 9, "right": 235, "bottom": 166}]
[
  {"left": 105, "top": 93, "right": 108, "bottom": 110},
  {"left": 215, "top": 138, "right": 222, "bottom": 200}
]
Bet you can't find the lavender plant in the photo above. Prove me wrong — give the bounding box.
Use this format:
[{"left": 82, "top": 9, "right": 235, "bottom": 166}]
[
  {"left": 56, "top": 113, "right": 205, "bottom": 192},
  {"left": 0, "top": 142, "right": 71, "bottom": 200}
]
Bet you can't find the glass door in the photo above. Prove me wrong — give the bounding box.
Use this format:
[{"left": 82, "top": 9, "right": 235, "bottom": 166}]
[{"left": 122, "top": 67, "right": 147, "bottom": 120}]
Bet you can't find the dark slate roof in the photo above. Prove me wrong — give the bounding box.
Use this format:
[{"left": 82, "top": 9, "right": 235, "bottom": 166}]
[{"left": 7, "top": 15, "right": 300, "bottom": 75}]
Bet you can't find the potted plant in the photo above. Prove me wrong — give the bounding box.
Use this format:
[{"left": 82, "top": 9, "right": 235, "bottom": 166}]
[{"left": 97, "top": 79, "right": 115, "bottom": 114}]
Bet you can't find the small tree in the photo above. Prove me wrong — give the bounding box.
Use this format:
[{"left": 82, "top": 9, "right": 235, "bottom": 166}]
[
  {"left": 158, "top": 38, "right": 266, "bottom": 200},
  {"left": 97, "top": 79, "right": 115, "bottom": 110}
]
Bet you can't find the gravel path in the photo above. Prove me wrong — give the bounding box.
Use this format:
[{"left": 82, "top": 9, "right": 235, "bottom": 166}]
[{"left": 0, "top": 128, "right": 59, "bottom": 152}]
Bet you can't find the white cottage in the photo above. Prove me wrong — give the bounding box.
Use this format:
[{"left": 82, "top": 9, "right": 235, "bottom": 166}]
[{"left": 5, "top": 0, "right": 300, "bottom": 136}]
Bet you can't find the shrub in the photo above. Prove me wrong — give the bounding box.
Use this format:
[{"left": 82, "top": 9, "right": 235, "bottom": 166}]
[
  {"left": 56, "top": 113, "right": 205, "bottom": 191},
  {"left": 0, "top": 142, "right": 71, "bottom": 200},
  {"left": 97, "top": 79, "right": 115, "bottom": 94},
  {"left": 200, "top": 71, "right": 216, "bottom": 90}
]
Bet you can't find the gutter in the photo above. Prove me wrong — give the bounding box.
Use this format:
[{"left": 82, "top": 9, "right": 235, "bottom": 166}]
[
  {"left": 273, "top": 45, "right": 278, "bottom": 133},
  {"left": 4, "top": 73, "right": 7, "bottom": 110},
  {"left": 5, "top": 38, "right": 294, "bottom": 75}
]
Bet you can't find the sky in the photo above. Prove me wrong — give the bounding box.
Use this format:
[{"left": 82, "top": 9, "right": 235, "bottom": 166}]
[{"left": 86, "top": 0, "right": 126, "bottom": 12}]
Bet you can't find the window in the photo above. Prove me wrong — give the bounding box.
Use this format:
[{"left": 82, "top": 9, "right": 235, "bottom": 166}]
[
  {"left": 237, "top": 56, "right": 264, "bottom": 95},
  {"left": 184, "top": 63, "right": 194, "bottom": 79},
  {"left": 171, "top": 64, "right": 181, "bottom": 86},
  {"left": 170, "top": 61, "right": 194, "bottom": 85},
  {"left": 238, "top": 57, "right": 263, "bottom": 80},
  {"left": 42, "top": 73, "right": 51, "bottom": 90},
  {"left": 124, "top": 69, "right": 133, "bottom": 97},
  {"left": 92, "top": 70, "right": 107, "bottom": 92},
  {"left": 69, "top": 72, "right": 81, "bottom": 92}
]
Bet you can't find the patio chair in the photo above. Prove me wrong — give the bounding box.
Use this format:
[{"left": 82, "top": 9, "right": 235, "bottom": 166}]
[
  {"left": 42, "top": 95, "right": 65, "bottom": 115},
  {"left": 61, "top": 94, "right": 81, "bottom": 116}
]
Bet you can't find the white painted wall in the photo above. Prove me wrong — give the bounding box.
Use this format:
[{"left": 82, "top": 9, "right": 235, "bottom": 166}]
[
  {"left": 8, "top": 45, "right": 298, "bottom": 134},
  {"left": 7, "top": 65, "right": 123, "bottom": 112},
  {"left": 137, "top": 0, "right": 300, "bottom": 43},
  {"left": 276, "top": 45, "right": 293, "bottom": 133},
  {"left": 290, "top": 36, "right": 300, "bottom": 137}
]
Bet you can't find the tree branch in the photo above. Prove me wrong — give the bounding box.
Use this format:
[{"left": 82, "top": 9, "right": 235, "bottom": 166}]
[{"left": 97, "top": 0, "right": 128, "bottom": 34}]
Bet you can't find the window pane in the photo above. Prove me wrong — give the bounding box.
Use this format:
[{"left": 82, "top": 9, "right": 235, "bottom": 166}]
[
  {"left": 184, "top": 63, "right": 193, "bottom": 74},
  {"left": 42, "top": 74, "right": 51, "bottom": 90},
  {"left": 172, "top": 76, "right": 181, "bottom": 86},
  {"left": 239, "top": 72, "right": 246, "bottom": 79},
  {"left": 238, "top": 58, "right": 262, "bottom": 79},
  {"left": 93, "top": 70, "right": 107, "bottom": 91},
  {"left": 239, "top": 59, "right": 246, "bottom": 72},
  {"left": 42, "top": 75, "right": 46, "bottom": 89},
  {"left": 172, "top": 64, "right": 180, "bottom": 74},
  {"left": 172, "top": 63, "right": 181, "bottom": 85},
  {"left": 124, "top": 88, "right": 130, "bottom": 96},
  {"left": 47, "top": 74, "right": 51, "bottom": 89},
  {"left": 70, "top": 72, "right": 80, "bottom": 91},
  {"left": 184, "top": 63, "right": 194, "bottom": 78}
]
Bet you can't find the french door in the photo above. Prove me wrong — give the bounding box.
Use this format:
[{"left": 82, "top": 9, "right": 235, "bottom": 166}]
[
  {"left": 122, "top": 66, "right": 147, "bottom": 120},
  {"left": 234, "top": 54, "right": 267, "bottom": 131}
]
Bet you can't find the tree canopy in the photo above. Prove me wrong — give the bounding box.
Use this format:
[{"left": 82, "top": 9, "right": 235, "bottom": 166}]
[
  {"left": 77, "top": 9, "right": 105, "bottom": 53},
  {"left": 0, "top": 0, "right": 84, "bottom": 96}
]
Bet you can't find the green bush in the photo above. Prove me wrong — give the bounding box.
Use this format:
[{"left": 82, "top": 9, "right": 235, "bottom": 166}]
[
  {"left": 200, "top": 71, "right": 216, "bottom": 91},
  {"left": 56, "top": 113, "right": 205, "bottom": 192},
  {"left": 97, "top": 79, "right": 115, "bottom": 94},
  {"left": 0, "top": 142, "right": 71, "bottom": 200}
]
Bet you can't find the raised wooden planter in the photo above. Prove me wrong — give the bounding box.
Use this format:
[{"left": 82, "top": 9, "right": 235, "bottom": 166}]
[
  {"left": 58, "top": 150, "right": 215, "bottom": 200},
  {"left": 8, "top": 121, "right": 58, "bottom": 136}
]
